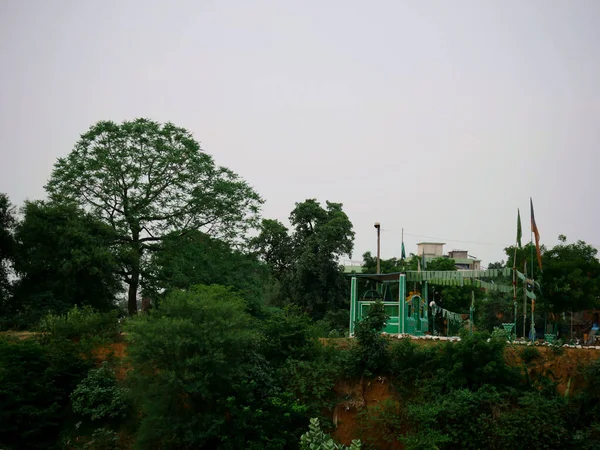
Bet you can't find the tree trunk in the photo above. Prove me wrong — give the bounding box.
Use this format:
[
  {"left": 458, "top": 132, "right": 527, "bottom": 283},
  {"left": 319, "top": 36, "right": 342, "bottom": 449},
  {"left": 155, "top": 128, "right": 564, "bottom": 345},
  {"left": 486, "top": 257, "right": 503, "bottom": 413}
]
[
  {"left": 128, "top": 266, "right": 139, "bottom": 315},
  {"left": 128, "top": 228, "right": 141, "bottom": 315}
]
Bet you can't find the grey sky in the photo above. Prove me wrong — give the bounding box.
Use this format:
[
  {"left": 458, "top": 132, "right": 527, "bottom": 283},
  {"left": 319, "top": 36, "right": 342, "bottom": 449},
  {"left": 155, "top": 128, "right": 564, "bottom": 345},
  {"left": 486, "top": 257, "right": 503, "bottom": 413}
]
[{"left": 1, "top": 0, "right": 599, "bottom": 267}]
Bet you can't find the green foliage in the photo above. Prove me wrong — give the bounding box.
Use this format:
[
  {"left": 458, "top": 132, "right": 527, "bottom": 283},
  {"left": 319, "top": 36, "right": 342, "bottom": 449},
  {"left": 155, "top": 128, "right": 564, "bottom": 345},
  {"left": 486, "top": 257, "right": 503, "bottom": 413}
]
[
  {"left": 39, "top": 305, "right": 120, "bottom": 341},
  {"left": 0, "top": 193, "right": 15, "bottom": 312},
  {"left": 348, "top": 300, "right": 389, "bottom": 377},
  {"left": 85, "top": 428, "right": 119, "bottom": 450},
  {"left": 300, "top": 418, "right": 361, "bottom": 450},
  {"left": 389, "top": 339, "right": 438, "bottom": 395},
  {"left": 45, "top": 118, "right": 263, "bottom": 314},
  {"left": 4, "top": 201, "right": 121, "bottom": 329},
  {"left": 519, "top": 345, "right": 541, "bottom": 364},
  {"left": 505, "top": 237, "right": 600, "bottom": 313},
  {"left": 477, "top": 291, "right": 514, "bottom": 332},
  {"left": 144, "top": 229, "right": 269, "bottom": 313},
  {"left": 431, "top": 330, "right": 521, "bottom": 393},
  {"left": 257, "top": 199, "right": 354, "bottom": 326},
  {"left": 250, "top": 219, "right": 293, "bottom": 281},
  {"left": 280, "top": 345, "right": 344, "bottom": 413},
  {"left": 539, "top": 237, "right": 600, "bottom": 312},
  {"left": 0, "top": 336, "right": 90, "bottom": 450},
  {"left": 355, "top": 398, "right": 404, "bottom": 449},
  {"left": 361, "top": 251, "right": 402, "bottom": 274},
  {"left": 426, "top": 257, "right": 457, "bottom": 271},
  {"left": 260, "top": 306, "right": 319, "bottom": 365},
  {"left": 71, "top": 363, "right": 129, "bottom": 421},
  {"left": 436, "top": 285, "right": 483, "bottom": 314},
  {"left": 125, "top": 285, "right": 305, "bottom": 449}
]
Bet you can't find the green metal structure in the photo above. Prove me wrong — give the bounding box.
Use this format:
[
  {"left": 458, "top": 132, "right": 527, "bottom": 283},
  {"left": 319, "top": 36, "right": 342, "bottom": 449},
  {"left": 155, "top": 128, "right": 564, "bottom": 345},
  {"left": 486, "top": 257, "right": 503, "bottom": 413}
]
[{"left": 349, "top": 268, "right": 538, "bottom": 338}]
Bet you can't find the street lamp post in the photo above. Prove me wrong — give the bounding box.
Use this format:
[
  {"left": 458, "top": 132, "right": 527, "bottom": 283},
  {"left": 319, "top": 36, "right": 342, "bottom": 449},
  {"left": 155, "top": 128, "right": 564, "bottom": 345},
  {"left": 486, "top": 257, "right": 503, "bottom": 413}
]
[{"left": 374, "top": 222, "right": 381, "bottom": 274}]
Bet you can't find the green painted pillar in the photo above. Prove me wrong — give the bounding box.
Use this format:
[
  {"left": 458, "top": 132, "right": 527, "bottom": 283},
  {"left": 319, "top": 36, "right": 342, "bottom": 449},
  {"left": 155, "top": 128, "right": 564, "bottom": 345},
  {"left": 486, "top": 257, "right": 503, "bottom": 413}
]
[
  {"left": 350, "top": 277, "right": 357, "bottom": 336},
  {"left": 513, "top": 301, "right": 518, "bottom": 340},
  {"left": 423, "top": 281, "right": 429, "bottom": 332},
  {"left": 470, "top": 290, "right": 475, "bottom": 334},
  {"left": 399, "top": 273, "right": 406, "bottom": 334}
]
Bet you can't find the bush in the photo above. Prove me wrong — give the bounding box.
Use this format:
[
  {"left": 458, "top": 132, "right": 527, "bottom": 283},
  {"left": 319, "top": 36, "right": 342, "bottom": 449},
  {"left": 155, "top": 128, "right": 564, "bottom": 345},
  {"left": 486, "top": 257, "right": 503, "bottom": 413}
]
[
  {"left": 402, "top": 386, "right": 507, "bottom": 449},
  {"left": 389, "top": 339, "right": 438, "bottom": 384},
  {"left": 280, "top": 345, "right": 344, "bottom": 413},
  {"left": 430, "top": 330, "right": 522, "bottom": 393},
  {"left": 0, "top": 336, "right": 90, "bottom": 450},
  {"left": 38, "top": 305, "right": 120, "bottom": 341},
  {"left": 260, "top": 305, "right": 319, "bottom": 365},
  {"left": 520, "top": 346, "right": 541, "bottom": 364},
  {"left": 126, "top": 284, "right": 305, "bottom": 449},
  {"left": 347, "top": 300, "right": 389, "bottom": 377},
  {"left": 71, "top": 362, "right": 129, "bottom": 421},
  {"left": 300, "top": 418, "right": 361, "bottom": 450}
]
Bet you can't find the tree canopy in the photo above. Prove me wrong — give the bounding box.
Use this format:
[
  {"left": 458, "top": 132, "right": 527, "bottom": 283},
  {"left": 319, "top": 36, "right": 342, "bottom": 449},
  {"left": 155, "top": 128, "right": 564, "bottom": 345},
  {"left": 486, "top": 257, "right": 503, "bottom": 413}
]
[
  {"left": 45, "top": 119, "right": 262, "bottom": 314},
  {"left": 0, "top": 193, "right": 15, "bottom": 310},
  {"left": 252, "top": 199, "right": 354, "bottom": 327},
  {"left": 144, "top": 230, "right": 269, "bottom": 312},
  {"left": 539, "top": 237, "right": 600, "bottom": 312},
  {"left": 7, "top": 201, "right": 121, "bottom": 328}
]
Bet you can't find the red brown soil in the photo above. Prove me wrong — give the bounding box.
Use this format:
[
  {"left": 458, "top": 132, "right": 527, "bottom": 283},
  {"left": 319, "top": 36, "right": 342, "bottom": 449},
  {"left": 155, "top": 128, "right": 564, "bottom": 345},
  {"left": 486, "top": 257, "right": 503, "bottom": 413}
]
[
  {"left": 333, "top": 377, "right": 403, "bottom": 449},
  {"left": 327, "top": 339, "right": 600, "bottom": 449},
  {"left": 91, "top": 338, "right": 129, "bottom": 380}
]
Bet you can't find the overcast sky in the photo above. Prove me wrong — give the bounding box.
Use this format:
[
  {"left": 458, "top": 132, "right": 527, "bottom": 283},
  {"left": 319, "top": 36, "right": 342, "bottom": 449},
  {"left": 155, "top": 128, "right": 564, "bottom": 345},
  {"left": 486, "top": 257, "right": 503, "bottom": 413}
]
[{"left": 1, "top": 0, "right": 599, "bottom": 267}]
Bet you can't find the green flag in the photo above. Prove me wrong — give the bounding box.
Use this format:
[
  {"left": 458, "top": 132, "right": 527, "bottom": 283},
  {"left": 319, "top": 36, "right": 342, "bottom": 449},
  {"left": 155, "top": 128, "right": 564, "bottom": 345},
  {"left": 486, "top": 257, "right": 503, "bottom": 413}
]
[
  {"left": 401, "top": 241, "right": 406, "bottom": 260},
  {"left": 517, "top": 208, "right": 522, "bottom": 248},
  {"left": 421, "top": 249, "right": 427, "bottom": 270}
]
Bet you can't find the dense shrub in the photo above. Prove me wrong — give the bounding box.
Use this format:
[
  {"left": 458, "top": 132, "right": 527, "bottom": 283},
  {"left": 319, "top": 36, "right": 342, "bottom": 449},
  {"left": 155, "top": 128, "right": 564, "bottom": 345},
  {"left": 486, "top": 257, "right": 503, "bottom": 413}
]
[
  {"left": 125, "top": 285, "right": 308, "bottom": 449},
  {"left": 300, "top": 418, "right": 361, "bottom": 450},
  {"left": 347, "top": 300, "right": 389, "bottom": 377},
  {"left": 280, "top": 345, "right": 344, "bottom": 413},
  {"left": 519, "top": 345, "right": 541, "bottom": 364},
  {"left": 38, "top": 305, "right": 120, "bottom": 341},
  {"left": 71, "top": 362, "right": 129, "bottom": 421},
  {"left": 0, "top": 336, "right": 90, "bottom": 450},
  {"left": 430, "top": 330, "right": 522, "bottom": 393},
  {"left": 260, "top": 305, "right": 320, "bottom": 365},
  {"left": 389, "top": 338, "right": 438, "bottom": 391}
]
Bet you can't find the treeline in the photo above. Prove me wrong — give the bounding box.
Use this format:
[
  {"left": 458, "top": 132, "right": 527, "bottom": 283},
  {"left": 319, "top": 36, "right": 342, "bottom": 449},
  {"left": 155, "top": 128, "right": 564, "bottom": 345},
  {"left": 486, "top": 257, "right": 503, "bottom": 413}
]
[{"left": 0, "top": 119, "right": 355, "bottom": 332}]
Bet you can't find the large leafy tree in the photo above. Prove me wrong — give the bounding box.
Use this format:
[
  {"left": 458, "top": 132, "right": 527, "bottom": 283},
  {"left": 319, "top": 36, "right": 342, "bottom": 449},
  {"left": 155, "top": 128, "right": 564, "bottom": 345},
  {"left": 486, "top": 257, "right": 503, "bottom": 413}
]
[
  {"left": 539, "top": 236, "right": 600, "bottom": 312},
  {"left": 427, "top": 257, "right": 457, "bottom": 272},
  {"left": 8, "top": 201, "right": 121, "bottom": 327},
  {"left": 45, "top": 119, "right": 262, "bottom": 314},
  {"left": 249, "top": 219, "right": 293, "bottom": 281},
  {"left": 288, "top": 199, "right": 355, "bottom": 323},
  {"left": 505, "top": 237, "right": 600, "bottom": 313},
  {"left": 361, "top": 252, "right": 402, "bottom": 274},
  {"left": 252, "top": 200, "right": 355, "bottom": 326},
  {"left": 145, "top": 230, "right": 269, "bottom": 312},
  {"left": 0, "top": 194, "right": 15, "bottom": 309}
]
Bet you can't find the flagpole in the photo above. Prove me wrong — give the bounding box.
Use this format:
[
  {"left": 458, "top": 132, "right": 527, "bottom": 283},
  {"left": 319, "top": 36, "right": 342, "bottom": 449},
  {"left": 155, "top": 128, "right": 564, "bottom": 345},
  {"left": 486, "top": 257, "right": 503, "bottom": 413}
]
[
  {"left": 514, "top": 208, "right": 522, "bottom": 339},
  {"left": 523, "top": 260, "right": 527, "bottom": 339},
  {"left": 530, "top": 200, "right": 535, "bottom": 342}
]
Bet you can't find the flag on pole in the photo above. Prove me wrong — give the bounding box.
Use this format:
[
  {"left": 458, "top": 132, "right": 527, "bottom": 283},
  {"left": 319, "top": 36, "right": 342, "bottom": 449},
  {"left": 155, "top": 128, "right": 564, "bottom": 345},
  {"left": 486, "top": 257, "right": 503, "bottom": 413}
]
[
  {"left": 421, "top": 249, "right": 427, "bottom": 271},
  {"left": 530, "top": 198, "right": 542, "bottom": 271},
  {"left": 401, "top": 241, "right": 406, "bottom": 260},
  {"left": 513, "top": 209, "right": 521, "bottom": 303},
  {"left": 517, "top": 209, "right": 522, "bottom": 248}
]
